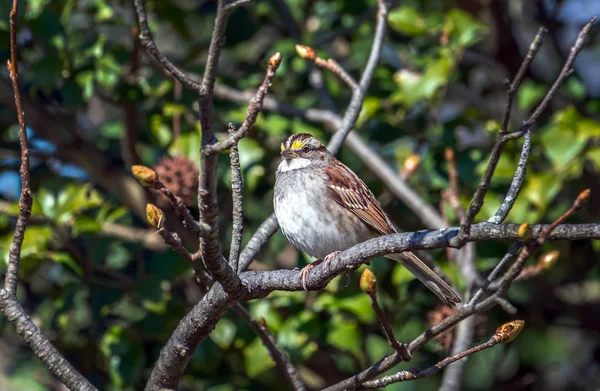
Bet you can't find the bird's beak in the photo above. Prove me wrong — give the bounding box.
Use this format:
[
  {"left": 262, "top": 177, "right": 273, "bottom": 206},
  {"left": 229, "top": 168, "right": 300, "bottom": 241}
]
[{"left": 281, "top": 149, "right": 296, "bottom": 160}]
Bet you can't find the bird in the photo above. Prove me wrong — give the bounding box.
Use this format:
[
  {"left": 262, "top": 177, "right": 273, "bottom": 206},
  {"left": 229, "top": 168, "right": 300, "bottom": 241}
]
[{"left": 273, "top": 133, "right": 461, "bottom": 306}]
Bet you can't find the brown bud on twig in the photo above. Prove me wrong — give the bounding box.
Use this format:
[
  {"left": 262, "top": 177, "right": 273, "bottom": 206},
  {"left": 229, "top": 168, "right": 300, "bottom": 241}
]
[
  {"left": 517, "top": 223, "right": 532, "bottom": 242},
  {"left": 295, "top": 44, "right": 316, "bottom": 61},
  {"left": 493, "top": 320, "right": 524, "bottom": 344},
  {"left": 269, "top": 52, "right": 283, "bottom": 70},
  {"left": 132, "top": 165, "right": 159, "bottom": 188},
  {"left": 360, "top": 268, "right": 377, "bottom": 295},
  {"left": 575, "top": 188, "right": 591, "bottom": 208},
  {"left": 401, "top": 154, "right": 421, "bottom": 178},
  {"left": 537, "top": 250, "right": 559, "bottom": 271},
  {"left": 146, "top": 203, "right": 165, "bottom": 229}
]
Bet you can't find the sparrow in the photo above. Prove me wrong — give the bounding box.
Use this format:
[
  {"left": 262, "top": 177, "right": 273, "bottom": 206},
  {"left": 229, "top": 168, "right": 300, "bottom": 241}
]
[{"left": 273, "top": 133, "right": 461, "bottom": 306}]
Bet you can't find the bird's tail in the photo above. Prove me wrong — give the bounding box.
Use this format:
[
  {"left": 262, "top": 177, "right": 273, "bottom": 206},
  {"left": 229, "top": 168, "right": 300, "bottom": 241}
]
[{"left": 385, "top": 252, "right": 462, "bottom": 306}]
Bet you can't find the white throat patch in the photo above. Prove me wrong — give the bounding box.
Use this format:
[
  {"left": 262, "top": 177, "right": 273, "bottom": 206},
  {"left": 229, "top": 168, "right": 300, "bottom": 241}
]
[{"left": 278, "top": 157, "right": 313, "bottom": 172}]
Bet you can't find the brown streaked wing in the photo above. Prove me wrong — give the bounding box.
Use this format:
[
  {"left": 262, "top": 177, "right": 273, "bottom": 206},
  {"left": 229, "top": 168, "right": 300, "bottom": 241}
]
[{"left": 325, "top": 161, "right": 396, "bottom": 236}]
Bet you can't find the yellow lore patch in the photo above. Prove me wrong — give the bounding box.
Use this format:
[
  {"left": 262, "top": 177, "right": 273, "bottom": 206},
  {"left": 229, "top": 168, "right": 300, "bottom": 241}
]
[
  {"left": 280, "top": 142, "right": 285, "bottom": 151},
  {"left": 291, "top": 140, "right": 305, "bottom": 150}
]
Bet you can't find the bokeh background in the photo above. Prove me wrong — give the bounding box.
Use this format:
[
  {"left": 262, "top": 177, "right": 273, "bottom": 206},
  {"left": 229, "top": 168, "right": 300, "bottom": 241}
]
[{"left": 1, "top": 0, "right": 599, "bottom": 390}]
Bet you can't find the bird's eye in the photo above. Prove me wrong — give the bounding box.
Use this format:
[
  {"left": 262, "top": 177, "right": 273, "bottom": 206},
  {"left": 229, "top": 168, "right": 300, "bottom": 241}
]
[{"left": 302, "top": 146, "right": 310, "bottom": 153}]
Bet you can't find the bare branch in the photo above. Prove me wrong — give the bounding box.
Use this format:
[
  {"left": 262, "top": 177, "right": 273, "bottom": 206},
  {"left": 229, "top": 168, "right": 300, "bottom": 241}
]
[
  {"left": 295, "top": 44, "right": 358, "bottom": 90},
  {"left": 195, "top": 0, "right": 242, "bottom": 295},
  {"left": 223, "top": 0, "right": 254, "bottom": 10},
  {"left": 454, "top": 19, "right": 594, "bottom": 246},
  {"left": 203, "top": 52, "right": 282, "bottom": 155},
  {"left": 133, "top": 0, "right": 202, "bottom": 92},
  {"left": 488, "top": 129, "right": 532, "bottom": 224},
  {"left": 233, "top": 305, "right": 306, "bottom": 391},
  {"left": 132, "top": 165, "right": 211, "bottom": 235},
  {"left": 360, "top": 269, "right": 411, "bottom": 360},
  {"left": 328, "top": 0, "right": 392, "bottom": 153},
  {"left": 229, "top": 124, "right": 244, "bottom": 271},
  {"left": 0, "top": 2, "right": 97, "bottom": 389},
  {"left": 358, "top": 321, "right": 524, "bottom": 389},
  {"left": 238, "top": 214, "right": 279, "bottom": 272}
]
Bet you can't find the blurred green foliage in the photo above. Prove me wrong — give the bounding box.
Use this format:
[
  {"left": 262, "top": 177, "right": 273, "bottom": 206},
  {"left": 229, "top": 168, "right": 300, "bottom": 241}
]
[{"left": 0, "top": 0, "right": 599, "bottom": 390}]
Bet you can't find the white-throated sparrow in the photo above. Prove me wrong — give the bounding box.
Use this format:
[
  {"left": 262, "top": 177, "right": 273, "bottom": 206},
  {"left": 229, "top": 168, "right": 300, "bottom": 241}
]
[{"left": 274, "top": 133, "right": 461, "bottom": 306}]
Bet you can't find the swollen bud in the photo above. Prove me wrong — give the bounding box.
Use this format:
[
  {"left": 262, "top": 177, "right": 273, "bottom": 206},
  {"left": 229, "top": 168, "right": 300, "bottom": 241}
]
[
  {"left": 295, "top": 44, "right": 316, "bottom": 61},
  {"left": 494, "top": 320, "right": 524, "bottom": 344},
  {"left": 146, "top": 203, "right": 165, "bottom": 229},
  {"left": 360, "top": 268, "right": 377, "bottom": 295},
  {"left": 132, "top": 165, "right": 159, "bottom": 188},
  {"left": 517, "top": 223, "right": 531, "bottom": 242},
  {"left": 537, "top": 250, "right": 559, "bottom": 271},
  {"left": 575, "top": 188, "right": 591, "bottom": 208},
  {"left": 402, "top": 154, "right": 421, "bottom": 176},
  {"left": 269, "top": 52, "right": 282, "bottom": 70}
]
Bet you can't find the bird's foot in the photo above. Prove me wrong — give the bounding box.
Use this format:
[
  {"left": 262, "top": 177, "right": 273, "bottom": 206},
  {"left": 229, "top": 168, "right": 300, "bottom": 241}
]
[
  {"left": 323, "top": 250, "right": 341, "bottom": 265},
  {"left": 299, "top": 259, "right": 322, "bottom": 291}
]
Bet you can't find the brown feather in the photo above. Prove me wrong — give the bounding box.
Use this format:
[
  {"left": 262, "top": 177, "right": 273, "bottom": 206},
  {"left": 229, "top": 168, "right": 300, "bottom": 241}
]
[{"left": 325, "top": 159, "right": 461, "bottom": 306}]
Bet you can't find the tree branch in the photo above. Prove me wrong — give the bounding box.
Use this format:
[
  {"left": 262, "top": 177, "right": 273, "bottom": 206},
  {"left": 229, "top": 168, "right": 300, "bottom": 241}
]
[
  {"left": 358, "top": 321, "right": 524, "bottom": 389},
  {"left": 328, "top": 0, "right": 391, "bottom": 154},
  {"left": 232, "top": 305, "right": 306, "bottom": 391},
  {"left": 133, "top": 0, "right": 203, "bottom": 92},
  {"left": 202, "top": 52, "right": 282, "bottom": 155},
  {"left": 0, "top": 2, "right": 97, "bottom": 389},
  {"left": 228, "top": 124, "right": 244, "bottom": 271},
  {"left": 453, "top": 18, "right": 594, "bottom": 246},
  {"left": 360, "top": 269, "right": 411, "bottom": 360}
]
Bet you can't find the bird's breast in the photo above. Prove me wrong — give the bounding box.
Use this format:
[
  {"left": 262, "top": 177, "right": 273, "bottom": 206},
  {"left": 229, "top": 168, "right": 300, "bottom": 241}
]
[{"left": 274, "top": 169, "right": 372, "bottom": 260}]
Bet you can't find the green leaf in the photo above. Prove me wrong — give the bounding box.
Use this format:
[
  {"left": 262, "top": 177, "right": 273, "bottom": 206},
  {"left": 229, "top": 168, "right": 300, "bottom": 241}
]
[
  {"left": 517, "top": 80, "right": 547, "bottom": 113},
  {"left": 243, "top": 337, "right": 276, "bottom": 377},
  {"left": 170, "top": 132, "right": 201, "bottom": 164},
  {"left": 211, "top": 318, "right": 237, "bottom": 349},
  {"left": 327, "top": 314, "right": 361, "bottom": 356},
  {"left": 105, "top": 242, "right": 131, "bottom": 269},
  {"left": 392, "top": 265, "right": 416, "bottom": 286},
  {"left": 523, "top": 173, "right": 562, "bottom": 210},
  {"left": 50, "top": 252, "right": 84, "bottom": 277},
  {"left": 388, "top": 7, "right": 428, "bottom": 36},
  {"left": 250, "top": 300, "right": 284, "bottom": 331},
  {"left": 238, "top": 138, "right": 265, "bottom": 167},
  {"left": 55, "top": 184, "right": 103, "bottom": 224},
  {"left": 445, "top": 9, "right": 487, "bottom": 47},
  {"left": 587, "top": 148, "right": 600, "bottom": 170},
  {"left": 72, "top": 216, "right": 102, "bottom": 236}
]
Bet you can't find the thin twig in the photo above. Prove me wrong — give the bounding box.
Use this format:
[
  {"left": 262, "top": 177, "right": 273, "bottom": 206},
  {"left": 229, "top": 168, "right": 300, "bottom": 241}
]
[
  {"left": 232, "top": 305, "right": 306, "bottom": 391},
  {"left": 193, "top": 0, "right": 242, "bottom": 298},
  {"left": 328, "top": 0, "right": 391, "bottom": 153},
  {"left": 454, "top": 19, "right": 594, "bottom": 246},
  {"left": 315, "top": 189, "right": 590, "bottom": 391},
  {"left": 469, "top": 242, "right": 522, "bottom": 305},
  {"left": 133, "top": 0, "right": 202, "bottom": 92},
  {"left": 295, "top": 44, "right": 358, "bottom": 90},
  {"left": 488, "top": 129, "right": 532, "bottom": 224},
  {"left": 360, "top": 270, "right": 411, "bottom": 360},
  {"left": 359, "top": 320, "right": 525, "bottom": 389},
  {"left": 238, "top": 214, "right": 279, "bottom": 272},
  {"left": 202, "top": 53, "right": 282, "bottom": 155},
  {"left": 229, "top": 123, "right": 244, "bottom": 271},
  {"left": 158, "top": 180, "right": 211, "bottom": 235},
  {"left": 0, "top": 2, "right": 97, "bottom": 389}
]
